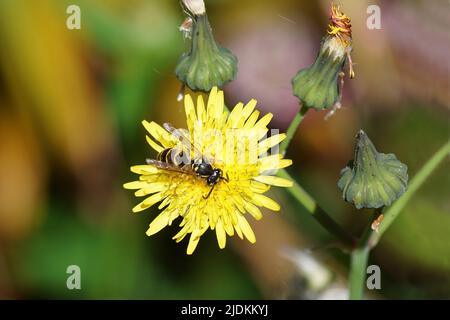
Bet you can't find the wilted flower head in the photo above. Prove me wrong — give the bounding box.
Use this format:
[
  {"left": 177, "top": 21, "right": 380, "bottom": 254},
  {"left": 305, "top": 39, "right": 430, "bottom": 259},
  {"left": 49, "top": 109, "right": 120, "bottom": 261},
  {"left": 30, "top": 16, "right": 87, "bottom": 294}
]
[
  {"left": 292, "top": 4, "right": 353, "bottom": 110},
  {"left": 327, "top": 4, "right": 352, "bottom": 46},
  {"left": 338, "top": 130, "right": 408, "bottom": 209},
  {"left": 176, "top": 0, "right": 238, "bottom": 93},
  {"left": 124, "top": 88, "right": 293, "bottom": 254}
]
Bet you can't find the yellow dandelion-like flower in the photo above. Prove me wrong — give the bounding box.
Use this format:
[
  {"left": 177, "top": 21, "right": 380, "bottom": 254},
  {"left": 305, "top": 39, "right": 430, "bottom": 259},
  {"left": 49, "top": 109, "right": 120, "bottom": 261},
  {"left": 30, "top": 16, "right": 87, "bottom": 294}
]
[{"left": 124, "top": 87, "right": 293, "bottom": 254}]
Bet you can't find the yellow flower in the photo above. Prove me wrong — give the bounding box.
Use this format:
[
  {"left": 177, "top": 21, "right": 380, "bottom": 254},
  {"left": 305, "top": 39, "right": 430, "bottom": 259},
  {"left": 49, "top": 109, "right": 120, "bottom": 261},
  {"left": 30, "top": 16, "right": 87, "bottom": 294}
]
[{"left": 124, "top": 88, "right": 293, "bottom": 254}]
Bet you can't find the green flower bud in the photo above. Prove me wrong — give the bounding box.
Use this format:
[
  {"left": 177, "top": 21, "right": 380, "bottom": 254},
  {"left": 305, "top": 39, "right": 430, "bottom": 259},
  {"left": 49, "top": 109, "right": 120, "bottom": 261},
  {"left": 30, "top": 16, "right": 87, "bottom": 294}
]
[
  {"left": 338, "top": 130, "right": 408, "bottom": 209},
  {"left": 175, "top": 14, "right": 238, "bottom": 93}
]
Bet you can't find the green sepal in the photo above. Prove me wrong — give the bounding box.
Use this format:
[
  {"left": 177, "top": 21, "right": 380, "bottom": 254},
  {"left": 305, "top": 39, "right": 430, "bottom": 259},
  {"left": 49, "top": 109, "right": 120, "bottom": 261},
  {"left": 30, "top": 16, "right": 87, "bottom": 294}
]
[
  {"left": 338, "top": 130, "right": 408, "bottom": 209},
  {"left": 176, "top": 14, "right": 238, "bottom": 92},
  {"left": 292, "top": 37, "right": 345, "bottom": 110}
]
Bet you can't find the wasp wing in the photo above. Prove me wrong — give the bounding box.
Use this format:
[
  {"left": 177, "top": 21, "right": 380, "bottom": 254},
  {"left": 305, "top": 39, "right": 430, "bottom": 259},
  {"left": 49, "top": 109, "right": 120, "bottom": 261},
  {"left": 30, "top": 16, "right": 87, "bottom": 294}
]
[
  {"left": 145, "top": 159, "right": 196, "bottom": 176},
  {"left": 163, "top": 122, "right": 205, "bottom": 161}
]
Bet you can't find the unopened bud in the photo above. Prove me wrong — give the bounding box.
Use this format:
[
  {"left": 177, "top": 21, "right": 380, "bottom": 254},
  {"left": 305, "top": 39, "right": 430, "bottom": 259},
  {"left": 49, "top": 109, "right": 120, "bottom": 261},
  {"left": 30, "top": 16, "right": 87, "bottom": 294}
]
[
  {"left": 176, "top": 14, "right": 238, "bottom": 92},
  {"left": 338, "top": 130, "right": 408, "bottom": 209}
]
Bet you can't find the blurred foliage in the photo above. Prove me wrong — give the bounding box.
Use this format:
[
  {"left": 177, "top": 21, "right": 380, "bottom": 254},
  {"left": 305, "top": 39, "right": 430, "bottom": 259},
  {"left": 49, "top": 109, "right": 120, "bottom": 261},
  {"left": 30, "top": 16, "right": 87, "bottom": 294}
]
[
  {"left": 15, "top": 201, "right": 260, "bottom": 299},
  {"left": 0, "top": 0, "right": 448, "bottom": 299}
]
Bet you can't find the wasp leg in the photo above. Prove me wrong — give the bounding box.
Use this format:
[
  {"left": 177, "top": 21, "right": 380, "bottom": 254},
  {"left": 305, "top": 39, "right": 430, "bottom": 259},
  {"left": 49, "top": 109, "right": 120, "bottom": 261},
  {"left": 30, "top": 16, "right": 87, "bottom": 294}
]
[{"left": 203, "top": 184, "right": 216, "bottom": 199}]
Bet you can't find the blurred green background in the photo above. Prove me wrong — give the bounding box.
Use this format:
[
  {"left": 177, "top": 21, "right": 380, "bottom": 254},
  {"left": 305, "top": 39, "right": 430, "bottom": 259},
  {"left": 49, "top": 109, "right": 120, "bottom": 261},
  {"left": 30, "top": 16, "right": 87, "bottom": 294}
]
[{"left": 0, "top": 0, "right": 448, "bottom": 299}]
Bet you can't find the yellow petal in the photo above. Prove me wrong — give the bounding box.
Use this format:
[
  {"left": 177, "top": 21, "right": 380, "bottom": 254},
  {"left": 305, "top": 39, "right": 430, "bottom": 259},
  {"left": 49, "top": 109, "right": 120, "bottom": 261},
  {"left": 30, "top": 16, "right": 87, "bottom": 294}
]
[
  {"left": 234, "top": 223, "right": 244, "bottom": 239},
  {"left": 158, "top": 196, "right": 172, "bottom": 209},
  {"left": 275, "top": 159, "right": 293, "bottom": 170},
  {"left": 223, "top": 200, "right": 237, "bottom": 225},
  {"left": 172, "top": 225, "right": 189, "bottom": 242},
  {"left": 168, "top": 210, "right": 179, "bottom": 225},
  {"left": 244, "top": 110, "right": 260, "bottom": 129},
  {"left": 184, "top": 94, "right": 197, "bottom": 130},
  {"left": 232, "top": 195, "right": 246, "bottom": 213},
  {"left": 146, "top": 135, "right": 164, "bottom": 153},
  {"left": 226, "top": 102, "right": 244, "bottom": 128},
  {"left": 224, "top": 221, "right": 234, "bottom": 236},
  {"left": 132, "top": 201, "right": 151, "bottom": 213},
  {"left": 235, "top": 99, "right": 257, "bottom": 128},
  {"left": 259, "top": 155, "right": 292, "bottom": 171},
  {"left": 258, "top": 134, "right": 286, "bottom": 155},
  {"left": 214, "top": 90, "right": 224, "bottom": 119},
  {"left": 130, "top": 165, "right": 158, "bottom": 174},
  {"left": 206, "top": 87, "right": 218, "bottom": 119},
  {"left": 186, "top": 225, "right": 208, "bottom": 255},
  {"left": 252, "top": 194, "right": 281, "bottom": 211},
  {"left": 197, "top": 95, "right": 206, "bottom": 123},
  {"left": 231, "top": 208, "right": 240, "bottom": 226},
  {"left": 219, "top": 110, "right": 228, "bottom": 128},
  {"left": 135, "top": 183, "right": 167, "bottom": 197},
  {"left": 254, "top": 175, "right": 293, "bottom": 187},
  {"left": 250, "top": 180, "right": 271, "bottom": 193},
  {"left": 141, "top": 192, "right": 165, "bottom": 207},
  {"left": 244, "top": 201, "right": 263, "bottom": 220},
  {"left": 146, "top": 211, "right": 170, "bottom": 236},
  {"left": 253, "top": 112, "right": 273, "bottom": 130},
  {"left": 187, "top": 233, "right": 200, "bottom": 255},
  {"left": 216, "top": 219, "right": 226, "bottom": 249},
  {"left": 237, "top": 215, "right": 256, "bottom": 243},
  {"left": 241, "top": 99, "right": 257, "bottom": 122},
  {"left": 123, "top": 181, "right": 148, "bottom": 190},
  {"left": 206, "top": 206, "right": 217, "bottom": 229},
  {"left": 142, "top": 120, "right": 174, "bottom": 148}
]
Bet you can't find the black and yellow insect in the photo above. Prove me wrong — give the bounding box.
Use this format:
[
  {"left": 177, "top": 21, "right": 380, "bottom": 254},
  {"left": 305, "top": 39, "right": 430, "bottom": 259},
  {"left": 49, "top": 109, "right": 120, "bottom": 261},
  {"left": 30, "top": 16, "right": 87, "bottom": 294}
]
[{"left": 146, "top": 123, "right": 228, "bottom": 199}]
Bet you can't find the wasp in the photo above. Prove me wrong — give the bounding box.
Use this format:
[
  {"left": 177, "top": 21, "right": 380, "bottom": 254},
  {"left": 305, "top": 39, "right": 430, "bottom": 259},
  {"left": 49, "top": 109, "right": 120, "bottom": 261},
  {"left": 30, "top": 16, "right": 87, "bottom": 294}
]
[{"left": 146, "top": 123, "right": 228, "bottom": 199}]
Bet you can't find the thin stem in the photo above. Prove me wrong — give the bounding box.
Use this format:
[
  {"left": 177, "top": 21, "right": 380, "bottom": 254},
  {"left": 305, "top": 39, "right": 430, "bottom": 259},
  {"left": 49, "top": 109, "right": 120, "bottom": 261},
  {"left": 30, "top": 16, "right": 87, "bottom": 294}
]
[
  {"left": 348, "top": 209, "right": 380, "bottom": 300},
  {"left": 369, "top": 139, "right": 450, "bottom": 246},
  {"left": 278, "top": 107, "right": 355, "bottom": 248},
  {"left": 349, "top": 246, "right": 369, "bottom": 299},
  {"left": 348, "top": 140, "right": 449, "bottom": 299},
  {"left": 280, "top": 106, "right": 308, "bottom": 154},
  {"left": 278, "top": 168, "right": 356, "bottom": 248}
]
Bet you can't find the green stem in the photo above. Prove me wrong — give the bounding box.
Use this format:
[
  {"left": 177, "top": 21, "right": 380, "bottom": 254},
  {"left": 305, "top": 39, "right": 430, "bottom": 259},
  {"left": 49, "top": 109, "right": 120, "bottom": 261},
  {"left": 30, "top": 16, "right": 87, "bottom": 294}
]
[
  {"left": 369, "top": 139, "right": 450, "bottom": 246},
  {"left": 348, "top": 209, "right": 380, "bottom": 300},
  {"left": 348, "top": 140, "right": 450, "bottom": 299},
  {"left": 349, "top": 246, "right": 369, "bottom": 299},
  {"left": 278, "top": 169, "right": 355, "bottom": 247},
  {"left": 280, "top": 107, "right": 308, "bottom": 154},
  {"left": 278, "top": 107, "right": 355, "bottom": 247}
]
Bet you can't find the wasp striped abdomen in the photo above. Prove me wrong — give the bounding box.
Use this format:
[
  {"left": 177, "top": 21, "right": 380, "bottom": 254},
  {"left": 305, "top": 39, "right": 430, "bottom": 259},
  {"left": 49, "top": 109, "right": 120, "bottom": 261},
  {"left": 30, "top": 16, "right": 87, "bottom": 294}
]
[
  {"left": 155, "top": 122, "right": 229, "bottom": 199},
  {"left": 157, "top": 147, "right": 190, "bottom": 167}
]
